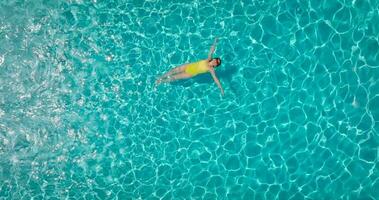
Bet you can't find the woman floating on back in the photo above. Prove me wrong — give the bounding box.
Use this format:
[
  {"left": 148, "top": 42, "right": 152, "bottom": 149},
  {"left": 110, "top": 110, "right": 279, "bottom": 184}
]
[{"left": 155, "top": 38, "right": 224, "bottom": 96}]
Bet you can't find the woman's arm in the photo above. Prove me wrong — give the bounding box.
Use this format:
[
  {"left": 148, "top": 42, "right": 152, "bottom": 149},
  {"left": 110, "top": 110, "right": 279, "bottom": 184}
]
[
  {"left": 209, "top": 68, "right": 224, "bottom": 96},
  {"left": 207, "top": 37, "right": 218, "bottom": 61}
]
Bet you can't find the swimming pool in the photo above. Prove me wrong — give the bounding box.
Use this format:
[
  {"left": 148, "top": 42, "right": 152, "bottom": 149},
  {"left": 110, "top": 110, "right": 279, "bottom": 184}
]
[{"left": 0, "top": 0, "right": 378, "bottom": 199}]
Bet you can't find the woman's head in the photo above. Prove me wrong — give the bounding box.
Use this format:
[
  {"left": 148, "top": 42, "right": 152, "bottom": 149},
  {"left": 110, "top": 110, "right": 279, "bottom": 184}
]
[{"left": 211, "top": 57, "right": 221, "bottom": 68}]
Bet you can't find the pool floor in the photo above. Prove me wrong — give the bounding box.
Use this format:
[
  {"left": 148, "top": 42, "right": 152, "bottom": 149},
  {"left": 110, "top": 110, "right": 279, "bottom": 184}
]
[{"left": 0, "top": 0, "right": 378, "bottom": 199}]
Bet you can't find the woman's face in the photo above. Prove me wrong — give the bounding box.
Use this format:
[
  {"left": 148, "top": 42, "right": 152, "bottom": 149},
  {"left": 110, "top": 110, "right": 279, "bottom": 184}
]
[{"left": 210, "top": 58, "right": 220, "bottom": 67}]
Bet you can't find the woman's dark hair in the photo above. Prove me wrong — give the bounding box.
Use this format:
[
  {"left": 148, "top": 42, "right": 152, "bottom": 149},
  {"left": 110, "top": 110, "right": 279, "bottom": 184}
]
[{"left": 214, "top": 57, "right": 221, "bottom": 66}]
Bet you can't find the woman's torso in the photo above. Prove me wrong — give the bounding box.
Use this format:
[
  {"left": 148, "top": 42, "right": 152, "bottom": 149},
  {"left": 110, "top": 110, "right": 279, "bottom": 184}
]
[{"left": 185, "top": 60, "right": 209, "bottom": 76}]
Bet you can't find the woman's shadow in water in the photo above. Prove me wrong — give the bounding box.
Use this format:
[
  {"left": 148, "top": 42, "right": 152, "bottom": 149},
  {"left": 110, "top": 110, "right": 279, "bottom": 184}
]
[{"left": 172, "top": 65, "right": 238, "bottom": 87}]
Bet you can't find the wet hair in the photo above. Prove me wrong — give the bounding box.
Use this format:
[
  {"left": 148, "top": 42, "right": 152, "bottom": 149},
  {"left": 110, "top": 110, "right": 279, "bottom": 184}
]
[{"left": 214, "top": 57, "right": 221, "bottom": 66}]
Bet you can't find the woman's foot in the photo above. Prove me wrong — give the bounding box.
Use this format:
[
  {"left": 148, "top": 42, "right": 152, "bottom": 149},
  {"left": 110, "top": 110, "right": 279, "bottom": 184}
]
[{"left": 155, "top": 78, "right": 162, "bottom": 86}]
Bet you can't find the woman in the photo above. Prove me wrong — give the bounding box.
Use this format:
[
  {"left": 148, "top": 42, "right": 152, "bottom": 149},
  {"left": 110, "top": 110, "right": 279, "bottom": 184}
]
[{"left": 155, "top": 38, "right": 224, "bottom": 95}]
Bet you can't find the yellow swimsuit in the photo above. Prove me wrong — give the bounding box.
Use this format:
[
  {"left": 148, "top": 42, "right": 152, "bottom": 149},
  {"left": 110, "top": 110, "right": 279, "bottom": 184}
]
[{"left": 185, "top": 60, "right": 209, "bottom": 76}]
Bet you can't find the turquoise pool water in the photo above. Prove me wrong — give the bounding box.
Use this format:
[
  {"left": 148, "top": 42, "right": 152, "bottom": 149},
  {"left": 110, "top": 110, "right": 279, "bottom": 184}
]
[{"left": 0, "top": 0, "right": 378, "bottom": 199}]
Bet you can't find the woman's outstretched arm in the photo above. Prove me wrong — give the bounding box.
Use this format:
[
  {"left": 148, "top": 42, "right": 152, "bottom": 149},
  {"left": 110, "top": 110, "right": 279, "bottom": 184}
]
[
  {"left": 209, "top": 67, "right": 224, "bottom": 96},
  {"left": 207, "top": 37, "right": 218, "bottom": 60}
]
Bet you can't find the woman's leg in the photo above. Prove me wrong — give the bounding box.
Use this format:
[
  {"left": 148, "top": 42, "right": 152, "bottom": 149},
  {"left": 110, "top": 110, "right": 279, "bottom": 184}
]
[
  {"left": 156, "top": 64, "right": 187, "bottom": 83},
  {"left": 158, "top": 72, "right": 193, "bottom": 84}
]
